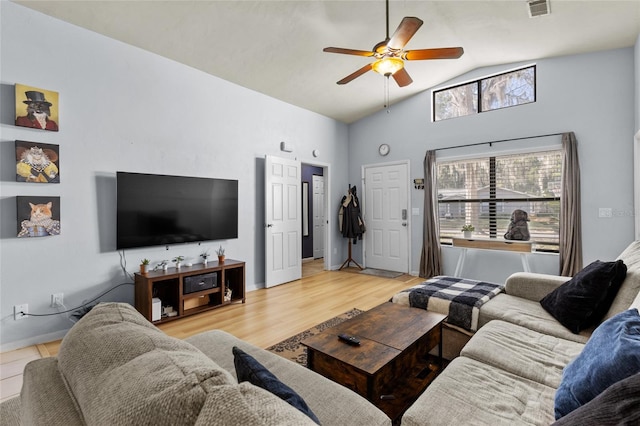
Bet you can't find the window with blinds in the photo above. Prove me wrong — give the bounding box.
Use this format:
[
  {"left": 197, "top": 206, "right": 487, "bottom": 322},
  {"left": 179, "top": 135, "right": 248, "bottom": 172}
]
[{"left": 437, "top": 149, "right": 562, "bottom": 252}]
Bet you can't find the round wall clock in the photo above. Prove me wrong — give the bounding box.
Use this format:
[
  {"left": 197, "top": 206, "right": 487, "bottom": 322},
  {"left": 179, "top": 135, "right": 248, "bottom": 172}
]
[{"left": 378, "top": 143, "right": 390, "bottom": 156}]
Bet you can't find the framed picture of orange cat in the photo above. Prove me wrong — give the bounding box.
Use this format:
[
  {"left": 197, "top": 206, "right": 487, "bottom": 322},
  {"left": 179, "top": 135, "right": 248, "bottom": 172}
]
[
  {"left": 15, "top": 141, "right": 60, "bottom": 183},
  {"left": 15, "top": 84, "right": 59, "bottom": 131},
  {"left": 17, "top": 196, "right": 61, "bottom": 238}
]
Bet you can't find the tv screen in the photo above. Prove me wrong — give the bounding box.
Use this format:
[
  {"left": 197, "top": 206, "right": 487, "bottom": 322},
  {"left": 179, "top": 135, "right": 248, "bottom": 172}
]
[{"left": 116, "top": 172, "right": 238, "bottom": 250}]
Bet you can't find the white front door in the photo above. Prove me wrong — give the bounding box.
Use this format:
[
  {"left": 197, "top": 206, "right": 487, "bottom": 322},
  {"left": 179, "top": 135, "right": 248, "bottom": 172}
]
[
  {"left": 363, "top": 162, "right": 410, "bottom": 273},
  {"left": 265, "top": 155, "right": 301, "bottom": 287},
  {"left": 312, "top": 175, "right": 325, "bottom": 259}
]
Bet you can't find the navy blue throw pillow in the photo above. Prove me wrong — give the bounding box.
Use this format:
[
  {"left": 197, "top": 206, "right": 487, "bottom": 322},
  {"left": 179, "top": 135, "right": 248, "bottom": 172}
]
[
  {"left": 232, "top": 346, "right": 321, "bottom": 424},
  {"left": 540, "top": 260, "right": 627, "bottom": 333},
  {"left": 554, "top": 308, "right": 640, "bottom": 419}
]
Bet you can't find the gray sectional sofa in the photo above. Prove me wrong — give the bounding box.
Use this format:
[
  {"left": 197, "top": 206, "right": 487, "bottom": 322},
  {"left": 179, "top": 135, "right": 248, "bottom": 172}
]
[{"left": 401, "top": 240, "right": 640, "bottom": 425}]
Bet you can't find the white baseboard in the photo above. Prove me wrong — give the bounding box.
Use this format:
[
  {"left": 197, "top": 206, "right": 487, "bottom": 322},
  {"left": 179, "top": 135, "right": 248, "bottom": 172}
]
[{"left": 0, "top": 329, "right": 68, "bottom": 353}]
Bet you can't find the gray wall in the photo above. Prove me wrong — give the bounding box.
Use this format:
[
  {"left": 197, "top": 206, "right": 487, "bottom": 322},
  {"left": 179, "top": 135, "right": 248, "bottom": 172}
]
[
  {"left": 0, "top": 2, "right": 349, "bottom": 351},
  {"left": 349, "top": 48, "right": 637, "bottom": 283},
  {"left": 636, "top": 33, "right": 640, "bottom": 132}
]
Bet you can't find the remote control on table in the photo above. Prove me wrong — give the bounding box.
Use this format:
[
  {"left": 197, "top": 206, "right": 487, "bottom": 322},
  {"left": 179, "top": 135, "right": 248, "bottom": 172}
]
[{"left": 338, "top": 333, "right": 361, "bottom": 346}]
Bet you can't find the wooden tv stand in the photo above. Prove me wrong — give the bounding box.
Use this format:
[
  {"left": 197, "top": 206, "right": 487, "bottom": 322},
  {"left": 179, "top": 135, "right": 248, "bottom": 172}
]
[{"left": 134, "top": 259, "right": 245, "bottom": 323}]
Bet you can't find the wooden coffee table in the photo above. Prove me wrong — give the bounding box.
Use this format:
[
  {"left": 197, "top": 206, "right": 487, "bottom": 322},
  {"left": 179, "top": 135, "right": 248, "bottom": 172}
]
[{"left": 302, "top": 302, "right": 446, "bottom": 421}]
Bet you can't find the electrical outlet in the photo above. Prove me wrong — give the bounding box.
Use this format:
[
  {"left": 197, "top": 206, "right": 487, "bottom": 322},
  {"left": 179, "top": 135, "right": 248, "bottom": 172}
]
[
  {"left": 51, "top": 293, "right": 64, "bottom": 307},
  {"left": 14, "top": 304, "right": 28, "bottom": 320}
]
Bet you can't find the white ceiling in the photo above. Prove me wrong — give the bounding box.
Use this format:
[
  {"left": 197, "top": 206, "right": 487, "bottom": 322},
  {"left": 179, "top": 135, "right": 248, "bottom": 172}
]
[{"left": 14, "top": 1, "right": 640, "bottom": 123}]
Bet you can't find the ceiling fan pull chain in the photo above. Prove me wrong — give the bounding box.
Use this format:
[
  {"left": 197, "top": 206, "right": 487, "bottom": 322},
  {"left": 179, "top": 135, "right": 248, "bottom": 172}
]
[{"left": 384, "top": 75, "right": 391, "bottom": 113}]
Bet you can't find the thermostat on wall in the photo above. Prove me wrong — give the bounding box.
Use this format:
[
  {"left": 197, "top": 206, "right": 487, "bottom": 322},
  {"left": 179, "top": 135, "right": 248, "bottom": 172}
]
[{"left": 280, "top": 141, "right": 294, "bottom": 152}]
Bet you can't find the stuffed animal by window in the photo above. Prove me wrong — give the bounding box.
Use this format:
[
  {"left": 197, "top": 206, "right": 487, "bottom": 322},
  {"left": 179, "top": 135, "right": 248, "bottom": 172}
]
[{"left": 504, "top": 209, "right": 530, "bottom": 241}]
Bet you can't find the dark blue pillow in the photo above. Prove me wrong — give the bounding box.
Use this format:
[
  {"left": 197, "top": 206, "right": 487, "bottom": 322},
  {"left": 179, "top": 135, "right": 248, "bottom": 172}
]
[
  {"left": 232, "top": 346, "right": 321, "bottom": 424},
  {"left": 554, "top": 308, "right": 640, "bottom": 419},
  {"left": 540, "top": 260, "right": 627, "bottom": 333}
]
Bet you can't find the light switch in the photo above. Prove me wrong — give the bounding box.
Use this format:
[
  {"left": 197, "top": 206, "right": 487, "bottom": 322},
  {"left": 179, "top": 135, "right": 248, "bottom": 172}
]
[{"left": 412, "top": 208, "right": 420, "bottom": 216}]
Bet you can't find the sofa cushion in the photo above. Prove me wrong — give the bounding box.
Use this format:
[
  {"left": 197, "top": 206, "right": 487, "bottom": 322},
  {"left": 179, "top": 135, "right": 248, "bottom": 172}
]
[
  {"left": 540, "top": 260, "right": 627, "bottom": 333},
  {"left": 605, "top": 240, "right": 640, "bottom": 319},
  {"left": 20, "top": 357, "right": 83, "bottom": 426},
  {"left": 552, "top": 372, "right": 640, "bottom": 426},
  {"left": 401, "top": 356, "right": 556, "bottom": 426},
  {"left": 57, "top": 303, "right": 235, "bottom": 426},
  {"left": 461, "top": 320, "right": 584, "bottom": 388},
  {"left": 186, "top": 330, "right": 391, "bottom": 426},
  {"left": 194, "top": 382, "right": 319, "bottom": 426},
  {"left": 232, "top": 346, "right": 320, "bottom": 424},
  {"left": 554, "top": 308, "right": 640, "bottom": 419},
  {"left": 479, "top": 294, "right": 590, "bottom": 343}
]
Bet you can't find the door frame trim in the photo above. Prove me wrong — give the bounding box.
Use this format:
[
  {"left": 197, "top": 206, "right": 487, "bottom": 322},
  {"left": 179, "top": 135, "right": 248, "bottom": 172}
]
[
  {"left": 635, "top": 130, "right": 639, "bottom": 240},
  {"left": 302, "top": 160, "right": 331, "bottom": 273},
  {"left": 361, "top": 159, "right": 412, "bottom": 272}
]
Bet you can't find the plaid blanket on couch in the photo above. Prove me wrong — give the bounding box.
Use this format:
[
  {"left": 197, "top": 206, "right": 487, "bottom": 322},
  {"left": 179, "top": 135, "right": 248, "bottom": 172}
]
[{"left": 391, "top": 276, "right": 504, "bottom": 332}]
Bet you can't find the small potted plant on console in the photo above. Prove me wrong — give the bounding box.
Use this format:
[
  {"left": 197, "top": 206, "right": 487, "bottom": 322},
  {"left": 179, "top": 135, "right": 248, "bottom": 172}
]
[
  {"left": 172, "top": 255, "right": 185, "bottom": 269},
  {"left": 216, "top": 245, "right": 225, "bottom": 263},
  {"left": 200, "top": 250, "right": 210, "bottom": 265},
  {"left": 140, "top": 258, "right": 150, "bottom": 275},
  {"left": 461, "top": 224, "right": 475, "bottom": 239}
]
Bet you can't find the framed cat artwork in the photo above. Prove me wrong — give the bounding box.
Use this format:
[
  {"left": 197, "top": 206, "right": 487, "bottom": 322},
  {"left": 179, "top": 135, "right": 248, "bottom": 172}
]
[
  {"left": 15, "top": 141, "right": 60, "bottom": 183},
  {"left": 17, "top": 196, "right": 61, "bottom": 238},
  {"left": 15, "top": 84, "right": 59, "bottom": 131}
]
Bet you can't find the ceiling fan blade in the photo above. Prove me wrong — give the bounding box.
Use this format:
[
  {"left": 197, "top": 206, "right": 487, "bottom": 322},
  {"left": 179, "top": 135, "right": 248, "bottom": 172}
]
[
  {"left": 336, "top": 63, "right": 374, "bottom": 85},
  {"left": 387, "top": 17, "right": 424, "bottom": 50},
  {"left": 323, "top": 47, "right": 375, "bottom": 57},
  {"left": 392, "top": 68, "right": 413, "bottom": 87},
  {"left": 403, "top": 47, "right": 464, "bottom": 61}
]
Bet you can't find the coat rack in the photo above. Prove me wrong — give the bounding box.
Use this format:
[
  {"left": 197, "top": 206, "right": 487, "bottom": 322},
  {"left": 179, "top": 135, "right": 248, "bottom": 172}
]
[
  {"left": 339, "top": 239, "right": 362, "bottom": 270},
  {"left": 338, "top": 185, "right": 364, "bottom": 270}
]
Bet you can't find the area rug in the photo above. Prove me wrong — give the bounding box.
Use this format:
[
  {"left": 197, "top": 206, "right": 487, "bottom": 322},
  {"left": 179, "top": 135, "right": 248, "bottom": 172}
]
[
  {"left": 360, "top": 268, "right": 404, "bottom": 279},
  {"left": 266, "top": 308, "right": 364, "bottom": 366}
]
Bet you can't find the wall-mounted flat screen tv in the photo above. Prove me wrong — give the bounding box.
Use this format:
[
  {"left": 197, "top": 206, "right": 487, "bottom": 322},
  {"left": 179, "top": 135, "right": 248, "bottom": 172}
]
[{"left": 116, "top": 172, "right": 238, "bottom": 250}]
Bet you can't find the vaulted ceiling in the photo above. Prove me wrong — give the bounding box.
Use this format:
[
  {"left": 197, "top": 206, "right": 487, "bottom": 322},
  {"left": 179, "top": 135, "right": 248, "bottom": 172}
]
[{"left": 15, "top": 1, "right": 640, "bottom": 123}]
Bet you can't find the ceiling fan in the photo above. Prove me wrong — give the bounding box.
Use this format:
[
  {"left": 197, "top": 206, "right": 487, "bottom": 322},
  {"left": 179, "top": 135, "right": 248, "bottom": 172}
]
[{"left": 323, "top": 0, "right": 464, "bottom": 87}]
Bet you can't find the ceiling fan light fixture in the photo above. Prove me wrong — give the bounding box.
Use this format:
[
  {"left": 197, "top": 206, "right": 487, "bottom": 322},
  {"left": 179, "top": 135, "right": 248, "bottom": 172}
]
[{"left": 372, "top": 57, "right": 404, "bottom": 76}]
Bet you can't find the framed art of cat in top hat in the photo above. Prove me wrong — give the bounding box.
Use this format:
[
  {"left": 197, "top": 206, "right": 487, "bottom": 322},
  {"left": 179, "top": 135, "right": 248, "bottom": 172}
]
[{"left": 15, "top": 84, "right": 59, "bottom": 131}]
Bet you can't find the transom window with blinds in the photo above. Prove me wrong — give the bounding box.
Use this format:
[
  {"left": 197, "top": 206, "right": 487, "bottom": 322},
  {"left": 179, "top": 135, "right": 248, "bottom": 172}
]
[{"left": 437, "top": 149, "right": 562, "bottom": 252}]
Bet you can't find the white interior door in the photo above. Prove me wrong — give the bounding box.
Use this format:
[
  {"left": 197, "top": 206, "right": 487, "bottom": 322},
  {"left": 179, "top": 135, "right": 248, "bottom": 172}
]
[
  {"left": 312, "top": 175, "right": 325, "bottom": 259},
  {"left": 364, "top": 162, "right": 409, "bottom": 273},
  {"left": 265, "top": 155, "right": 301, "bottom": 287}
]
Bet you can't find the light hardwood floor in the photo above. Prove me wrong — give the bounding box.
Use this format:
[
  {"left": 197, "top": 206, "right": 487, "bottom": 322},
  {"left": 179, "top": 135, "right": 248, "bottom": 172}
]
[{"left": 0, "top": 263, "right": 422, "bottom": 402}]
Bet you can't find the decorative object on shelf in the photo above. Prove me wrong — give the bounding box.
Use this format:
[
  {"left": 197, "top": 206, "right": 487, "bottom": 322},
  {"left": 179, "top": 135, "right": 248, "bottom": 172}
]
[
  {"left": 216, "top": 245, "right": 225, "bottom": 263},
  {"left": 461, "top": 224, "right": 475, "bottom": 239},
  {"left": 224, "top": 286, "right": 232, "bottom": 302},
  {"left": 172, "top": 256, "right": 184, "bottom": 269},
  {"left": 140, "top": 259, "right": 150, "bottom": 275},
  {"left": 504, "top": 209, "right": 531, "bottom": 241},
  {"left": 155, "top": 260, "right": 169, "bottom": 272},
  {"left": 16, "top": 196, "right": 61, "bottom": 237},
  {"left": 15, "top": 84, "right": 59, "bottom": 131},
  {"left": 200, "top": 250, "right": 210, "bottom": 265},
  {"left": 15, "top": 140, "right": 60, "bottom": 183}
]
